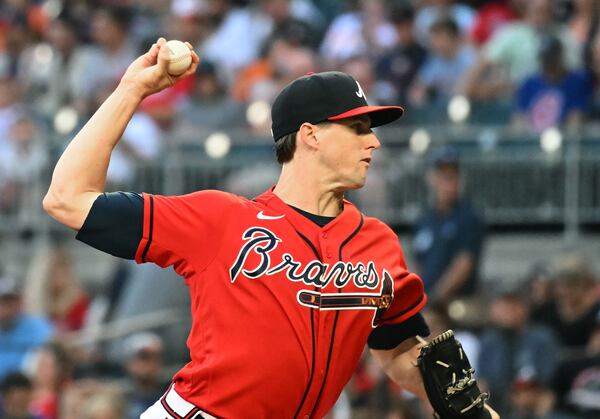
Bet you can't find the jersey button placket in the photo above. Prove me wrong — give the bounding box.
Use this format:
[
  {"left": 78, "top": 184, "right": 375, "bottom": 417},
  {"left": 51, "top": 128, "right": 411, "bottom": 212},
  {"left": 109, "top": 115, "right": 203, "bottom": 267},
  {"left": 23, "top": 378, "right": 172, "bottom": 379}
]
[{"left": 322, "top": 231, "right": 332, "bottom": 259}]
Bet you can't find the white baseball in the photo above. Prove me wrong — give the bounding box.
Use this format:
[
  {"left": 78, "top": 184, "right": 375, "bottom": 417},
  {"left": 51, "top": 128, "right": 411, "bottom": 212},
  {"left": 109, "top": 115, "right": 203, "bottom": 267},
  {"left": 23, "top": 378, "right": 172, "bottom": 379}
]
[{"left": 165, "top": 40, "right": 192, "bottom": 76}]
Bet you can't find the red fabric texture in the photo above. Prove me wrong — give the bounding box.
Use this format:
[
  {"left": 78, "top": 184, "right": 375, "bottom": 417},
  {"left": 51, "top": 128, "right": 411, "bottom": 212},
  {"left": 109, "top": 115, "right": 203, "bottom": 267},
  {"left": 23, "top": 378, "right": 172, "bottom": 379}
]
[
  {"left": 328, "top": 105, "right": 404, "bottom": 121},
  {"left": 135, "top": 189, "right": 426, "bottom": 418}
]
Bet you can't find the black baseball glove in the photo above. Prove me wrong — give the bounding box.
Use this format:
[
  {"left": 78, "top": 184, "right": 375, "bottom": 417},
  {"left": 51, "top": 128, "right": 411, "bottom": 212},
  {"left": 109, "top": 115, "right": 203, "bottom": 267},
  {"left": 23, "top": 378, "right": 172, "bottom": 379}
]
[{"left": 417, "top": 330, "right": 490, "bottom": 419}]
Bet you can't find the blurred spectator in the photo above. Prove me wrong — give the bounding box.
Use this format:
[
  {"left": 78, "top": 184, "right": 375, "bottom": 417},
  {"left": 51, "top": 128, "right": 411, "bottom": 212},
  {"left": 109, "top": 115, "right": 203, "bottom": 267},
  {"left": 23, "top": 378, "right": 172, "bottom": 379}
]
[
  {"left": 527, "top": 262, "right": 556, "bottom": 324},
  {"left": 233, "top": 35, "right": 317, "bottom": 105},
  {"left": 251, "top": 0, "right": 324, "bottom": 30},
  {"left": 16, "top": 12, "right": 83, "bottom": 119},
  {"left": 69, "top": 6, "right": 137, "bottom": 113},
  {"left": 200, "top": 0, "right": 272, "bottom": 84},
  {"left": 514, "top": 35, "right": 592, "bottom": 132},
  {"left": 310, "top": 0, "right": 345, "bottom": 23},
  {"left": 106, "top": 110, "right": 162, "bottom": 187},
  {"left": 251, "top": 41, "right": 316, "bottom": 104},
  {"left": 0, "top": 77, "right": 23, "bottom": 141},
  {"left": 167, "top": 0, "right": 211, "bottom": 49},
  {"left": 319, "top": 0, "right": 396, "bottom": 66},
  {"left": 478, "top": 290, "right": 558, "bottom": 414},
  {"left": 0, "top": 115, "right": 47, "bottom": 232},
  {"left": 0, "top": 276, "right": 53, "bottom": 381},
  {"left": 120, "top": 332, "right": 168, "bottom": 419},
  {"left": 588, "top": 30, "right": 600, "bottom": 117},
  {"left": 25, "top": 344, "right": 72, "bottom": 419},
  {"left": 411, "top": 17, "right": 476, "bottom": 105},
  {"left": 385, "top": 396, "right": 421, "bottom": 419},
  {"left": 0, "top": 372, "right": 37, "bottom": 419},
  {"left": 0, "top": 0, "right": 46, "bottom": 35},
  {"left": 576, "top": 1, "right": 600, "bottom": 75},
  {"left": 414, "top": 0, "right": 475, "bottom": 46},
  {"left": 507, "top": 376, "right": 563, "bottom": 419},
  {"left": 463, "top": 0, "right": 581, "bottom": 102},
  {"left": 175, "top": 60, "right": 246, "bottom": 137},
  {"left": 104, "top": 263, "right": 191, "bottom": 369},
  {"left": 232, "top": 39, "right": 274, "bottom": 104},
  {"left": 24, "top": 246, "right": 89, "bottom": 334},
  {"left": 470, "top": 0, "right": 521, "bottom": 47},
  {"left": 375, "top": 4, "right": 427, "bottom": 105},
  {"left": 569, "top": 0, "right": 599, "bottom": 47},
  {"left": 0, "top": 18, "right": 33, "bottom": 79},
  {"left": 0, "top": 0, "right": 26, "bottom": 45},
  {"left": 346, "top": 348, "right": 389, "bottom": 417},
  {"left": 258, "top": 0, "right": 325, "bottom": 48},
  {"left": 61, "top": 380, "right": 125, "bottom": 419},
  {"left": 412, "top": 147, "right": 484, "bottom": 302},
  {"left": 552, "top": 317, "right": 600, "bottom": 417},
  {"left": 80, "top": 385, "right": 125, "bottom": 419},
  {"left": 536, "top": 254, "right": 600, "bottom": 350},
  {"left": 201, "top": 0, "right": 321, "bottom": 85}
]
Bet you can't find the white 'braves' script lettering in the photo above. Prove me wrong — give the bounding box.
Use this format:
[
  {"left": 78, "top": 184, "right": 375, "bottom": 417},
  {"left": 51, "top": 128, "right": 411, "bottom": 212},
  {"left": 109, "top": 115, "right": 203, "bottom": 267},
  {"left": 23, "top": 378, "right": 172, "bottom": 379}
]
[{"left": 229, "top": 227, "right": 384, "bottom": 290}]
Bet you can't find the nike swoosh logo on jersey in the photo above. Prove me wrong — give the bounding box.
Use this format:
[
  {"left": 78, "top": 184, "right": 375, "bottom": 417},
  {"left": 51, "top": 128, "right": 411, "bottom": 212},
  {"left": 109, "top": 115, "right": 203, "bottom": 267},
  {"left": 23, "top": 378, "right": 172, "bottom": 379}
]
[{"left": 257, "top": 211, "right": 285, "bottom": 220}]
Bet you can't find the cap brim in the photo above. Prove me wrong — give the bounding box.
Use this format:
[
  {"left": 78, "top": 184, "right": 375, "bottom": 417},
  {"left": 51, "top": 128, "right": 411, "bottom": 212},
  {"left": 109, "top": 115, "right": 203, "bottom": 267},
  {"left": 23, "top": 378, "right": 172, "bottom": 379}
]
[{"left": 328, "top": 105, "right": 404, "bottom": 127}]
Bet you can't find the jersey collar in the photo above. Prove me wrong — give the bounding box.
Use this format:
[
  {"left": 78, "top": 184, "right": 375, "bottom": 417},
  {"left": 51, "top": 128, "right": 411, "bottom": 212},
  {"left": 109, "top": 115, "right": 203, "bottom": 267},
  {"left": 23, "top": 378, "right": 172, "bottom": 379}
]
[{"left": 254, "top": 188, "right": 362, "bottom": 237}]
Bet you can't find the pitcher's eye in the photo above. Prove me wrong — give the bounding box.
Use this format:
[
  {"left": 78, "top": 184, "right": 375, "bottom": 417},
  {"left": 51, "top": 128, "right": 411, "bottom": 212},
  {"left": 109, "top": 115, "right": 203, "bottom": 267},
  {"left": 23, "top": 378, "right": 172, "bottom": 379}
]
[{"left": 351, "top": 123, "right": 371, "bottom": 135}]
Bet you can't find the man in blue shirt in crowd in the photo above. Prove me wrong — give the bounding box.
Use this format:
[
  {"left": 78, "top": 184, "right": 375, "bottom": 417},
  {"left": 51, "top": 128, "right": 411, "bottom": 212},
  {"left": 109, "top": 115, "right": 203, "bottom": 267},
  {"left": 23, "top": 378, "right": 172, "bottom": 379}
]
[
  {"left": 0, "top": 277, "right": 53, "bottom": 381},
  {"left": 412, "top": 147, "right": 484, "bottom": 303},
  {"left": 515, "top": 35, "right": 592, "bottom": 132}
]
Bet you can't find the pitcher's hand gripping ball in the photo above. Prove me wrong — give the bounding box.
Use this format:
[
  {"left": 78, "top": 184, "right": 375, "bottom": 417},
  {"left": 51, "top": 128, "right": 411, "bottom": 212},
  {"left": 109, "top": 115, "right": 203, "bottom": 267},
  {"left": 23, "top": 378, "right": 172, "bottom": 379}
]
[
  {"left": 165, "top": 40, "right": 192, "bottom": 76},
  {"left": 417, "top": 330, "right": 490, "bottom": 419}
]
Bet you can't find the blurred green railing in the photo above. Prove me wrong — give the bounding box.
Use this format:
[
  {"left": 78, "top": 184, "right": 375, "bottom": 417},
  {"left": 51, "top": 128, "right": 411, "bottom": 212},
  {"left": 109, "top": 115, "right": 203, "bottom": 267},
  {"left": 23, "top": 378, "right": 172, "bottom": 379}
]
[{"left": 3, "top": 123, "right": 600, "bottom": 242}]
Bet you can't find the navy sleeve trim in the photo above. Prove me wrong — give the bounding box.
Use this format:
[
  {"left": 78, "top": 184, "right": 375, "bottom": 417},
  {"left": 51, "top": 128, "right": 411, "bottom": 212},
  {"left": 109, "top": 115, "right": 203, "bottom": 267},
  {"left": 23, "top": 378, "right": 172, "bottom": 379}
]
[
  {"left": 75, "top": 192, "right": 143, "bottom": 260},
  {"left": 141, "top": 195, "right": 154, "bottom": 263},
  {"left": 367, "top": 312, "right": 430, "bottom": 350},
  {"left": 380, "top": 294, "right": 425, "bottom": 323}
]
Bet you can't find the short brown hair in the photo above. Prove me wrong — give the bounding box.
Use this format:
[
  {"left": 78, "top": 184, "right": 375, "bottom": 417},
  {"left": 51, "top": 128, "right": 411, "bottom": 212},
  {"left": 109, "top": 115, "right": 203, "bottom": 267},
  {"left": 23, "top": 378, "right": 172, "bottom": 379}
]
[
  {"left": 274, "top": 121, "right": 332, "bottom": 164},
  {"left": 274, "top": 131, "right": 298, "bottom": 164}
]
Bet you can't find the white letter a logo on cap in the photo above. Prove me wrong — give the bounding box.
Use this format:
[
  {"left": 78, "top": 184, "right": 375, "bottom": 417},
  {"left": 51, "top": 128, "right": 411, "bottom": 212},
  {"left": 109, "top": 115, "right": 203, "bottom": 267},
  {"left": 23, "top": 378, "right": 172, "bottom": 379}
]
[{"left": 355, "top": 81, "right": 366, "bottom": 99}]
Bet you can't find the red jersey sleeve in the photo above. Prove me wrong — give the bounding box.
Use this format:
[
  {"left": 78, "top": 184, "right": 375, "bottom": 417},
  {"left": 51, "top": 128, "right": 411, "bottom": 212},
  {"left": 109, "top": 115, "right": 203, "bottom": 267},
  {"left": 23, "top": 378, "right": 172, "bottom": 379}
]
[
  {"left": 378, "top": 234, "right": 427, "bottom": 327},
  {"left": 134, "top": 190, "right": 238, "bottom": 279}
]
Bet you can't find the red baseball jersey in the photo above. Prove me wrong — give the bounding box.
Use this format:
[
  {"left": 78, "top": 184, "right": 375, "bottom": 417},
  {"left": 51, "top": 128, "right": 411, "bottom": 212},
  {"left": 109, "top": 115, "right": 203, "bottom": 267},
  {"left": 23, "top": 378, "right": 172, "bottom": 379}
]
[{"left": 134, "top": 188, "right": 427, "bottom": 418}]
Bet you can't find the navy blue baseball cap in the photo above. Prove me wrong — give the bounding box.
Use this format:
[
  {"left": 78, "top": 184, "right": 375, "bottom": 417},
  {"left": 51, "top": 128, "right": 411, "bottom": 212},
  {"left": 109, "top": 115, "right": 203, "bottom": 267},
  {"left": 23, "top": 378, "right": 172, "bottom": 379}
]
[{"left": 271, "top": 71, "right": 404, "bottom": 141}]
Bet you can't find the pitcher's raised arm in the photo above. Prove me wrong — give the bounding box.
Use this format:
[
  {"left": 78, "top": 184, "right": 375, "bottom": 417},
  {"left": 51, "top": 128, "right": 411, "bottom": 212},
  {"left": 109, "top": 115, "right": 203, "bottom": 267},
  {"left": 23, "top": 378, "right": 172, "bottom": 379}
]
[{"left": 43, "top": 38, "right": 199, "bottom": 230}]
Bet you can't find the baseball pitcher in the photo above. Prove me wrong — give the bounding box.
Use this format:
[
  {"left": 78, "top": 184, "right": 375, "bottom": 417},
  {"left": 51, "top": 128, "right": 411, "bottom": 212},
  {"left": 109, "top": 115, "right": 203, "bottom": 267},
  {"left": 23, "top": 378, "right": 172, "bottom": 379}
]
[{"left": 44, "top": 38, "right": 498, "bottom": 419}]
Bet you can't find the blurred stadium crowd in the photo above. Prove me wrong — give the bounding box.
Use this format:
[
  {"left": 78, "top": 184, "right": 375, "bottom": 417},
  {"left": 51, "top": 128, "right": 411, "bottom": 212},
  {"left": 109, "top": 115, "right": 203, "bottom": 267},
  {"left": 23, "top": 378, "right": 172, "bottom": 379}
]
[{"left": 1, "top": 0, "right": 600, "bottom": 418}]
